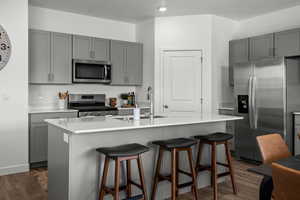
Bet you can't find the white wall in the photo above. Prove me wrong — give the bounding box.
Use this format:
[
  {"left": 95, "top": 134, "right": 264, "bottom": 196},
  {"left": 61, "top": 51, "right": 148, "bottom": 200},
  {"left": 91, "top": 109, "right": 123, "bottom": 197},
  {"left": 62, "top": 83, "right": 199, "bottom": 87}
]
[
  {"left": 236, "top": 5, "right": 300, "bottom": 39},
  {"left": 154, "top": 15, "right": 213, "bottom": 114},
  {"left": 211, "top": 16, "right": 238, "bottom": 112},
  {"left": 28, "top": 6, "right": 137, "bottom": 108},
  {"left": 29, "top": 6, "right": 136, "bottom": 42},
  {"left": 0, "top": 0, "right": 28, "bottom": 175},
  {"left": 136, "top": 19, "right": 155, "bottom": 103}
]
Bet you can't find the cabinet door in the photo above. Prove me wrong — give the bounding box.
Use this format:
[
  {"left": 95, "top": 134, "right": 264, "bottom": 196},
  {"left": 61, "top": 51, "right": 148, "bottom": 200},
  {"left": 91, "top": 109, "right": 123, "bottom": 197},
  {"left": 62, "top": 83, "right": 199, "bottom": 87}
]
[
  {"left": 51, "top": 32, "right": 72, "bottom": 84},
  {"left": 72, "top": 35, "right": 92, "bottom": 60},
  {"left": 229, "top": 39, "right": 249, "bottom": 64},
  {"left": 126, "top": 43, "right": 143, "bottom": 85},
  {"left": 30, "top": 122, "right": 48, "bottom": 163},
  {"left": 110, "top": 41, "right": 126, "bottom": 85},
  {"left": 275, "top": 29, "right": 300, "bottom": 57},
  {"left": 92, "top": 38, "right": 110, "bottom": 61},
  {"left": 250, "top": 33, "right": 274, "bottom": 61},
  {"left": 29, "top": 30, "right": 51, "bottom": 84}
]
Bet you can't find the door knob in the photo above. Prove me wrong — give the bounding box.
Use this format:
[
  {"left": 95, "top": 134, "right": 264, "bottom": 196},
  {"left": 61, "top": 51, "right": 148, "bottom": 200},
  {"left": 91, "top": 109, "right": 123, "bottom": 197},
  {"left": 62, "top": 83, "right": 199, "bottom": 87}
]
[{"left": 163, "top": 105, "right": 169, "bottom": 109}]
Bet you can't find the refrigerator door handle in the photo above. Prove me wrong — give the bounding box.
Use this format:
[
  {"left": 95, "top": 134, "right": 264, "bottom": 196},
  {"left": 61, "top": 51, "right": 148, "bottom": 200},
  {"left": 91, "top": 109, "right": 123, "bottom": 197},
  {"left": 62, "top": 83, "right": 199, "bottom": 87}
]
[
  {"left": 249, "top": 76, "right": 254, "bottom": 129},
  {"left": 252, "top": 76, "right": 258, "bottom": 129}
]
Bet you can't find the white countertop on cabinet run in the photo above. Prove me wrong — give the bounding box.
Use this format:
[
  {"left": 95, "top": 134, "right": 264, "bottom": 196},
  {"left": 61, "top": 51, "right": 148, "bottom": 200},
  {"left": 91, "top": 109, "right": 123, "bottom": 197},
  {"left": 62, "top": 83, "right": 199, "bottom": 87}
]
[
  {"left": 29, "top": 107, "right": 78, "bottom": 114},
  {"left": 45, "top": 113, "right": 243, "bottom": 135}
]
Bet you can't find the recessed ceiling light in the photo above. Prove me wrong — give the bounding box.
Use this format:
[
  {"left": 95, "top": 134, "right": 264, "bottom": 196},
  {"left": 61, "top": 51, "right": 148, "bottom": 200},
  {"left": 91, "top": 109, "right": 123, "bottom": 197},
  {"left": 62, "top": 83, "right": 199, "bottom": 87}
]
[{"left": 158, "top": 6, "right": 167, "bottom": 12}]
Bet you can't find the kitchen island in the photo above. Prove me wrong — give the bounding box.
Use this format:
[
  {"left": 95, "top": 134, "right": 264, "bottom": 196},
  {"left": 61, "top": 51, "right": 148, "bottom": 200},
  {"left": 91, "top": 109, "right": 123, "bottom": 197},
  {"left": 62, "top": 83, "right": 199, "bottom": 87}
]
[{"left": 46, "top": 113, "right": 242, "bottom": 200}]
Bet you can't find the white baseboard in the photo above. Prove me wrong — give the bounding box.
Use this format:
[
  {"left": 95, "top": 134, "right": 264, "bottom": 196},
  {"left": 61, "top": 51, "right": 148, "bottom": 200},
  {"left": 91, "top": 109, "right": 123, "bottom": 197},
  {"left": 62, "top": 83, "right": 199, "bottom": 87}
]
[{"left": 0, "top": 163, "right": 29, "bottom": 176}]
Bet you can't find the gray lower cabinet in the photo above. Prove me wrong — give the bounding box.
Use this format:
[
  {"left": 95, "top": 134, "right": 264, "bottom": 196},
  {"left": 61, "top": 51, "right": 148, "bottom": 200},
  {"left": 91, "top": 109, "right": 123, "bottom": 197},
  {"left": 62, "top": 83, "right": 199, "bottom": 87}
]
[
  {"left": 249, "top": 33, "right": 275, "bottom": 61},
  {"left": 72, "top": 35, "right": 110, "bottom": 61},
  {"left": 294, "top": 115, "right": 300, "bottom": 155},
  {"left": 29, "top": 112, "right": 78, "bottom": 167},
  {"left": 275, "top": 29, "right": 300, "bottom": 57},
  {"left": 110, "top": 40, "right": 143, "bottom": 85},
  {"left": 219, "top": 108, "right": 235, "bottom": 151},
  {"left": 29, "top": 29, "right": 72, "bottom": 84}
]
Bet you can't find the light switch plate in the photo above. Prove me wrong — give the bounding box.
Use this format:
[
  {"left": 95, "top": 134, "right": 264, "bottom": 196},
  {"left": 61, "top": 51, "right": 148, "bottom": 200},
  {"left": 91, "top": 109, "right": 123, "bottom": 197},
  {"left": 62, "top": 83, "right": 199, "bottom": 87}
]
[{"left": 63, "top": 133, "right": 69, "bottom": 143}]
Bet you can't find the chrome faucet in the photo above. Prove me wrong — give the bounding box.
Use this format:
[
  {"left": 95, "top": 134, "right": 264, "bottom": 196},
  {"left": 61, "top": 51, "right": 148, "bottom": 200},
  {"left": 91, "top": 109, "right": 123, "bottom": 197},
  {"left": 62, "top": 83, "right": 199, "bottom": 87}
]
[{"left": 147, "top": 86, "right": 154, "bottom": 120}]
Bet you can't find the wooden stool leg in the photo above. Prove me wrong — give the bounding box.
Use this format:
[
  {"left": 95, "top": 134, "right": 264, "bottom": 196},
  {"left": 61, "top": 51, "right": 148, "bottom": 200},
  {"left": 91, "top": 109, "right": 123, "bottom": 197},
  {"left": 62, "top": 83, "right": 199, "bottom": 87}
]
[
  {"left": 114, "top": 158, "right": 121, "bottom": 200},
  {"left": 171, "top": 149, "right": 177, "bottom": 200},
  {"left": 151, "top": 147, "right": 164, "bottom": 200},
  {"left": 195, "top": 142, "right": 204, "bottom": 172},
  {"left": 187, "top": 149, "right": 199, "bottom": 200},
  {"left": 137, "top": 155, "right": 148, "bottom": 200},
  {"left": 211, "top": 142, "right": 218, "bottom": 200},
  {"left": 225, "top": 141, "right": 237, "bottom": 194},
  {"left": 99, "top": 157, "right": 110, "bottom": 200},
  {"left": 126, "top": 160, "right": 132, "bottom": 198},
  {"left": 175, "top": 151, "right": 180, "bottom": 197}
]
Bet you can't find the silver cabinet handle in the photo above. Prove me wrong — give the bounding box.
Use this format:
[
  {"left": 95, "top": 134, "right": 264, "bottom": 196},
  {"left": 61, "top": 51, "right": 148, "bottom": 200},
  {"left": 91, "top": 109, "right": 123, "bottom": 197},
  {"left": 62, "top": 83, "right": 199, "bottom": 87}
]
[
  {"left": 252, "top": 76, "right": 257, "bottom": 129},
  {"left": 248, "top": 76, "right": 254, "bottom": 129}
]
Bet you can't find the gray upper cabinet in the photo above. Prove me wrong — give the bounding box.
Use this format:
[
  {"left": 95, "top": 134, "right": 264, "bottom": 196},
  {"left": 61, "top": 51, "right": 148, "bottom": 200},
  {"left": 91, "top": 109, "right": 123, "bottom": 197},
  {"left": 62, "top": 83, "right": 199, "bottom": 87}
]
[
  {"left": 29, "top": 29, "right": 72, "bottom": 84},
  {"left": 110, "top": 40, "right": 143, "bottom": 86},
  {"left": 275, "top": 29, "right": 300, "bottom": 57},
  {"left": 93, "top": 38, "right": 110, "bottom": 61},
  {"left": 126, "top": 43, "right": 143, "bottom": 85},
  {"left": 72, "top": 35, "right": 92, "bottom": 60},
  {"left": 29, "top": 30, "right": 51, "bottom": 84},
  {"left": 51, "top": 32, "right": 72, "bottom": 84},
  {"left": 229, "top": 39, "right": 249, "bottom": 86},
  {"left": 72, "top": 35, "right": 110, "bottom": 61},
  {"left": 110, "top": 41, "right": 125, "bottom": 85},
  {"left": 229, "top": 39, "right": 249, "bottom": 64},
  {"left": 249, "top": 33, "right": 274, "bottom": 61}
]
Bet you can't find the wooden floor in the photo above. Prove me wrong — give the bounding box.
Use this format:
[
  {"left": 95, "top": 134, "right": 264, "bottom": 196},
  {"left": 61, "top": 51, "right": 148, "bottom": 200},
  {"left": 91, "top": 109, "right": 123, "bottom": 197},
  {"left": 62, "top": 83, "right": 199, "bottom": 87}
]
[{"left": 0, "top": 160, "right": 262, "bottom": 200}]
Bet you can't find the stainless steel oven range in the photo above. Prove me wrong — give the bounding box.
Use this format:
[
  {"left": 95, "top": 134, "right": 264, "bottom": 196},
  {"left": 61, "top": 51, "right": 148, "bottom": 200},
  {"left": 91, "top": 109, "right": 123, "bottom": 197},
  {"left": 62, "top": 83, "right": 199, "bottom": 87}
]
[{"left": 68, "top": 94, "right": 118, "bottom": 117}]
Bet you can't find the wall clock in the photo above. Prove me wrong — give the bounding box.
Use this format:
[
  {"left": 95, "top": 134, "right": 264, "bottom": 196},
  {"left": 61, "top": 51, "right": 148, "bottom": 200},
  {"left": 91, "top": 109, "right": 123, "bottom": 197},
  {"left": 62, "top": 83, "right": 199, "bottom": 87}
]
[{"left": 0, "top": 25, "right": 12, "bottom": 71}]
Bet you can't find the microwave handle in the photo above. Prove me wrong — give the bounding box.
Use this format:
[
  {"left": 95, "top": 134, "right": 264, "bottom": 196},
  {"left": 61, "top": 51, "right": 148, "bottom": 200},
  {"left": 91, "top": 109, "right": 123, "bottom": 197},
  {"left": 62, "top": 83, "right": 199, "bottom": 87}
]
[{"left": 104, "top": 65, "right": 108, "bottom": 79}]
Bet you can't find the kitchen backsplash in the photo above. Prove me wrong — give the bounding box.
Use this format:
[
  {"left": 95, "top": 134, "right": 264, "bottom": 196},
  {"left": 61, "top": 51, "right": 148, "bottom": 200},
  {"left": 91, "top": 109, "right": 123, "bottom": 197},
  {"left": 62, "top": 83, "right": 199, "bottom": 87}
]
[{"left": 29, "top": 84, "right": 137, "bottom": 108}]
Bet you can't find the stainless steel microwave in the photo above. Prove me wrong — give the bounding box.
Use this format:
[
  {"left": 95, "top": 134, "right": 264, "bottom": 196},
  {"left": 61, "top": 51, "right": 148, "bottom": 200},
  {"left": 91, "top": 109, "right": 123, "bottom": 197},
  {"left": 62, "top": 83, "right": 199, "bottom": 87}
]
[{"left": 72, "top": 59, "right": 111, "bottom": 83}]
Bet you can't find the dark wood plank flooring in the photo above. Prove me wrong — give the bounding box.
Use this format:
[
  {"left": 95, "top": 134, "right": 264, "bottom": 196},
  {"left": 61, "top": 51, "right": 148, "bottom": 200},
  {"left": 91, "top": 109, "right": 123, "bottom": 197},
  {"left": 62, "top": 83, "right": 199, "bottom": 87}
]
[{"left": 0, "top": 160, "right": 262, "bottom": 200}]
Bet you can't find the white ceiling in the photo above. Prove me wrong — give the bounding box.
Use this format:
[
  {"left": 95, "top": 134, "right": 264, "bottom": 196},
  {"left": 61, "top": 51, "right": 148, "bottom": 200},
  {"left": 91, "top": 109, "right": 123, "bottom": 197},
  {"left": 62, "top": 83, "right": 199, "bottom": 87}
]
[{"left": 29, "top": 0, "right": 300, "bottom": 23}]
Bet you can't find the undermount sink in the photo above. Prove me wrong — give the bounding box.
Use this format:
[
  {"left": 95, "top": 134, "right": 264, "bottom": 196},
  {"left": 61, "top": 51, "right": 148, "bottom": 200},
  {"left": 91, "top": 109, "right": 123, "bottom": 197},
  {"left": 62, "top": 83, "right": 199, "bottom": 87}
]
[{"left": 114, "top": 115, "right": 166, "bottom": 120}]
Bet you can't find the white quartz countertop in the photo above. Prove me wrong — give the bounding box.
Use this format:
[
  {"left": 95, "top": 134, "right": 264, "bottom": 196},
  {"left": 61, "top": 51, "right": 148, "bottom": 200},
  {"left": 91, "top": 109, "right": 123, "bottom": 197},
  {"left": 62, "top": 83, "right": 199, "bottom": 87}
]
[
  {"left": 45, "top": 113, "right": 243, "bottom": 135},
  {"left": 29, "top": 107, "right": 78, "bottom": 114},
  {"left": 293, "top": 112, "right": 300, "bottom": 115}
]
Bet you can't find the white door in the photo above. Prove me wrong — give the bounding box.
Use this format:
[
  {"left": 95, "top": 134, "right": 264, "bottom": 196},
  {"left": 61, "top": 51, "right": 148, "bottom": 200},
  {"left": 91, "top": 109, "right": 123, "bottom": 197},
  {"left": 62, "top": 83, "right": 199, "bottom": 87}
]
[{"left": 162, "top": 50, "right": 203, "bottom": 113}]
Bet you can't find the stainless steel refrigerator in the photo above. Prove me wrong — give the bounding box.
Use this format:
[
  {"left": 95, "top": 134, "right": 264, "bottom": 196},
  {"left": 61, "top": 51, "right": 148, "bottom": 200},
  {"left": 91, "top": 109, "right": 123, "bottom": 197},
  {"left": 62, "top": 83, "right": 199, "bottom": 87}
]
[{"left": 234, "top": 57, "right": 300, "bottom": 162}]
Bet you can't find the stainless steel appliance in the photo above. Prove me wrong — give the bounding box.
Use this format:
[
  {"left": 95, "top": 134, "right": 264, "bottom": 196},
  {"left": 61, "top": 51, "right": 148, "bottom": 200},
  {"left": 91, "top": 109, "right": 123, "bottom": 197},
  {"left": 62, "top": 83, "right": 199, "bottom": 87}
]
[
  {"left": 72, "top": 59, "right": 111, "bottom": 83},
  {"left": 234, "top": 57, "right": 300, "bottom": 161},
  {"left": 68, "top": 94, "right": 118, "bottom": 117}
]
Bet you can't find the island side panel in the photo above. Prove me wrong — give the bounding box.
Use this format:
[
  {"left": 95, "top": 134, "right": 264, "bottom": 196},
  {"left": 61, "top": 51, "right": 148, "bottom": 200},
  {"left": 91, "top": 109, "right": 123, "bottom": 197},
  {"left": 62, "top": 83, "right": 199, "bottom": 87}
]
[
  {"left": 69, "top": 122, "right": 226, "bottom": 200},
  {"left": 48, "top": 125, "right": 70, "bottom": 200}
]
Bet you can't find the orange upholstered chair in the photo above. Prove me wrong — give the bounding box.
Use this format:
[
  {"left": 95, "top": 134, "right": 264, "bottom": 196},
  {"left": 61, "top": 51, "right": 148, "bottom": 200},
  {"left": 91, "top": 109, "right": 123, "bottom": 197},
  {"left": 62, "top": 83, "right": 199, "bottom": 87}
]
[{"left": 256, "top": 133, "right": 291, "bottom": 164}]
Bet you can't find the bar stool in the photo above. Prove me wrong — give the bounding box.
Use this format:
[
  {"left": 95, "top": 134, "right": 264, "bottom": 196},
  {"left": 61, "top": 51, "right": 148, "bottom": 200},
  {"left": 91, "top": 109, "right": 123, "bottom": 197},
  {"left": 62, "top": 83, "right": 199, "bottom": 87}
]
[
  {"left": 96, "top": 143, "right": 149, "bottom": 200},
  {"left": 194, "top": 132, "right": 237, "bottom": 200},
  {"left": 151, "top": 138, "right": 199, "bottom": 200}
]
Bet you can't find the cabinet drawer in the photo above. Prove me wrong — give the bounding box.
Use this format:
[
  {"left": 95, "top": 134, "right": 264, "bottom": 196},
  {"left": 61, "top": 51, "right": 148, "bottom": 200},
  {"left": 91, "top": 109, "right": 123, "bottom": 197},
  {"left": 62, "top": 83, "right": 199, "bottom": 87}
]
[
  {"left": 30, "top": 112, "right": 77, "bottom": 123},
  {"left": 295, "top": 115, "right": 300, "bottom": 125}
]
